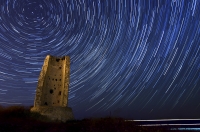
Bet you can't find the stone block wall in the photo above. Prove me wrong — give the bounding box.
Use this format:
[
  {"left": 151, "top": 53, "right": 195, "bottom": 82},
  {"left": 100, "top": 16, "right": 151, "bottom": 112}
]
[{"left": 34, "top": 55, "right": 70, "bottom": 107}]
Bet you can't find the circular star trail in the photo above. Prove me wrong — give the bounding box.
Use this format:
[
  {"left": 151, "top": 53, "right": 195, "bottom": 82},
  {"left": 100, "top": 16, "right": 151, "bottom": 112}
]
[{"left": 0, "top": 0, "right": 200, "bottom": 119}]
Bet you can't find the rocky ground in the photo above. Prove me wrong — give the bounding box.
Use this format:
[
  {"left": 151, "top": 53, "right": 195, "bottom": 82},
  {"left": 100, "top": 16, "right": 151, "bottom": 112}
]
[{"left": 0, "top": 105, "right": 192, "bottom": 132}]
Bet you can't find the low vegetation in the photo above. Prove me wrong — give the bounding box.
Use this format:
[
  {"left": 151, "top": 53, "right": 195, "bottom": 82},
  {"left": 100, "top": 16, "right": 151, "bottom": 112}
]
[{"left": 0, "top": 105, "right": 190, "bottom": 132}]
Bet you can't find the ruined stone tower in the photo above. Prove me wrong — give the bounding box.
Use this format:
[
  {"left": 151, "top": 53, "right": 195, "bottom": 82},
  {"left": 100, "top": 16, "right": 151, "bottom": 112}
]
[{"left": 31, "top": 55, "right": 74, "bottom": 122}]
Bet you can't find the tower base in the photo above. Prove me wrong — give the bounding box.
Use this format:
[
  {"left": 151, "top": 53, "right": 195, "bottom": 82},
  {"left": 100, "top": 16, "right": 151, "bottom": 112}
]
[{"left": 30, "top": 106, "right": 74, "bottom": 122}]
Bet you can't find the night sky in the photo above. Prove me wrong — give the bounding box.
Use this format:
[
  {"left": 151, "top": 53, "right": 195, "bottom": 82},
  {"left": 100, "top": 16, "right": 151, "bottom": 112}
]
[{"left": 0, "top": 0, "right": 200, "bottom": 120}]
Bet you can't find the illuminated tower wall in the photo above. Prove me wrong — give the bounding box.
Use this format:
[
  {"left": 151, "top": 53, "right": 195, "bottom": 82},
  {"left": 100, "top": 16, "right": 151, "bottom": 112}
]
[
  {"left": 31, "top": 55, "right": 73, "bottom": 122},
  {"left": 34, "top": 55, "right": 70, "bottom": 107}
]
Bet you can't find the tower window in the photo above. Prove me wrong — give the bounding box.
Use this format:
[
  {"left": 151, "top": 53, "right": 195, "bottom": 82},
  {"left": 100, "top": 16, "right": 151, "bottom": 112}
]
[{"left": 50, "top": 89, "right": 53, "bottom": 94}]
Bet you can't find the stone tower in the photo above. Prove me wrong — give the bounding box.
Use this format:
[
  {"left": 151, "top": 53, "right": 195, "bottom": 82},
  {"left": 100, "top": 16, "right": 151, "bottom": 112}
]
[{"left": 31, "top": 55, "right": 74, "bottom": 122}]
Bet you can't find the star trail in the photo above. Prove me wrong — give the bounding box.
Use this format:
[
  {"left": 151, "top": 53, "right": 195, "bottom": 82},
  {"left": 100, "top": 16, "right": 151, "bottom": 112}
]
[{"left": 0, "top": 0, "right": 200, "bottom": 119}]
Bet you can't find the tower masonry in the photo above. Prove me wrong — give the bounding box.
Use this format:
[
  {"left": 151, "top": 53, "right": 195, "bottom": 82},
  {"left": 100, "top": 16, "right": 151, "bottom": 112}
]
[{"left": 31, "top": 55, "right": 74, "bottom": 122}]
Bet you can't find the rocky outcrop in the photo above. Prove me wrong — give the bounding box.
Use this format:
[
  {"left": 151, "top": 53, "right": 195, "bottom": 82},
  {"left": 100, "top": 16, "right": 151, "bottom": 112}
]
[{"left": 31, "top": 106, "right": 74, "bottom": 122}]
